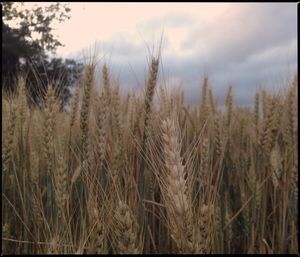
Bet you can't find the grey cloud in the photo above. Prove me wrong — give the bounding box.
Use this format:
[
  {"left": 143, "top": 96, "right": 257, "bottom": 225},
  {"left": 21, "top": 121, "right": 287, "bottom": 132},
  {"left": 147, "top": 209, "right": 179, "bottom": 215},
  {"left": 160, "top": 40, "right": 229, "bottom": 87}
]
[
  {"left": 92, "top": 37, "right": 296, "bottom": 106},
  {"left": 81, "top": 3, "right": 297, "bottom": 107},
  {"left": 182, "top": 3, "right": 297, "bottom": 65}
]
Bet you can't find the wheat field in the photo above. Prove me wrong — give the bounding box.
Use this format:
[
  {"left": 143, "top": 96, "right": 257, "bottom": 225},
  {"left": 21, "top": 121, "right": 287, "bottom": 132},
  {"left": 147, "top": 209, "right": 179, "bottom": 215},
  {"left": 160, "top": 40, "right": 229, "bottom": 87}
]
[{"left": 1, "top": 58, "right": 298, "bottom": 254}]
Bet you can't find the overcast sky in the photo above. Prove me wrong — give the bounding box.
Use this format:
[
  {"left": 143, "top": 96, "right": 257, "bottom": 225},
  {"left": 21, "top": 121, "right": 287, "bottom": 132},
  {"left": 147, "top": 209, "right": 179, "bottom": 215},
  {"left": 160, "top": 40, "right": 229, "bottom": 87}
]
[{"left": 28, "top": 3, "right": 298, "bottom": 105}]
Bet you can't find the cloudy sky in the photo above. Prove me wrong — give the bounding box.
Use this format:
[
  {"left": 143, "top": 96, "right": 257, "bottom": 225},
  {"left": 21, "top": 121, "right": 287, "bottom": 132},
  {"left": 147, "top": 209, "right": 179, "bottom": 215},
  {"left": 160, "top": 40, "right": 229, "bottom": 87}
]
[{"left": 31, "top": 3, "right": 298, "bottom": 105}]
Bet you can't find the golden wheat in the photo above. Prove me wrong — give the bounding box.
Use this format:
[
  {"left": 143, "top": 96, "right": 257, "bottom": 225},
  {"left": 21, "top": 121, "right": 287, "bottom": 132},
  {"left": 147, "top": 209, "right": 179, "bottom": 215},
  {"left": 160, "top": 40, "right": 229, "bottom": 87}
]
[{"left": 1, "top": 61, "right": 297, "bottom": 255}]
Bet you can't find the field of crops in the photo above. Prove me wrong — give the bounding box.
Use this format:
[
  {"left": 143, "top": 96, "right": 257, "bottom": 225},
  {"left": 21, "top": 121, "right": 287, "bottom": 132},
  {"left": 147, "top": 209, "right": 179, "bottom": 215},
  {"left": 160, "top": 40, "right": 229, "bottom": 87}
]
[{"left": 2, "top": 58, "right": 298, "bottom": 254}]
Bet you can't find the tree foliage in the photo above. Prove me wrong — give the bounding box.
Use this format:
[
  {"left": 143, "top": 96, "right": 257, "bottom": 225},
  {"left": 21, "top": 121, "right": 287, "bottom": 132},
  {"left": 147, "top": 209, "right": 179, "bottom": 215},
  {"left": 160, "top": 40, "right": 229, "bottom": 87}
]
[{"left": 2, "top": 2, "right": 83, "bottom": 106}]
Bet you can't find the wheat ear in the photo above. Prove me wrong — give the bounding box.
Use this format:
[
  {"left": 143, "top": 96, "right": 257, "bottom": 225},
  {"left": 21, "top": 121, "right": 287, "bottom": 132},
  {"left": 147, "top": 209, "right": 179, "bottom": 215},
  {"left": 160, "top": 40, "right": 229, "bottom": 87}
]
[
  {"left": 95, "top": 94, "right": 107, "bottom": 169},
  {"left": 43, "top": 85, "right": 56, "bottom": 173},
  {"left": 69, "top": 84, "right": 81, "bottom": 129},
  {"left": 80, "top": 65, "right": 94, "bottom": 164},
  {"left": 225, "top": 85, "right": 233, "bottom": 127},
  {"left": 161, "top": 117, "right": 194, "bottom": 253},
  {"left": 113, "top": 201, "right": 142, "bottom": 254},
  {"left": 3, "top": 104, "right": 17, "bottom": 173},
  {"left": 55, "top": 156, "right": 68, "bottom": 217}
]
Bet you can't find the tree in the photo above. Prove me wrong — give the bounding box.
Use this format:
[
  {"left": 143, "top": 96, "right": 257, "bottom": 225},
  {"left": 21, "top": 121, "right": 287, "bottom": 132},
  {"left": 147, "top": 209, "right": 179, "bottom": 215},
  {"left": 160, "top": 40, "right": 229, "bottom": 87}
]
[
  {"left": 25, "top": 57, "right": 84, "bottom": 107},
  {"left": 2, "top": 2, "right": 71, "bottom": 51},
  {"left": 2, "top": 2, "right": 83, "bottom": 106}
]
